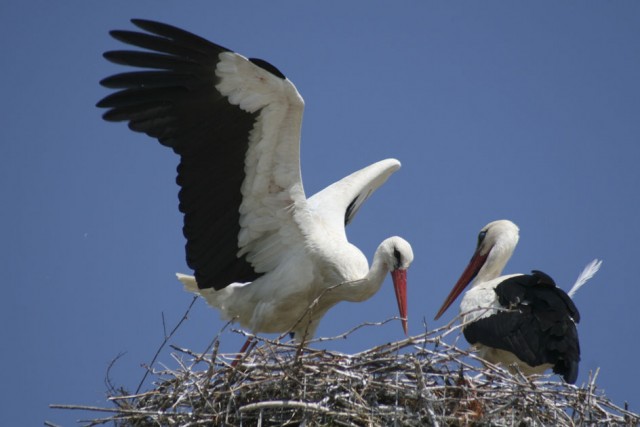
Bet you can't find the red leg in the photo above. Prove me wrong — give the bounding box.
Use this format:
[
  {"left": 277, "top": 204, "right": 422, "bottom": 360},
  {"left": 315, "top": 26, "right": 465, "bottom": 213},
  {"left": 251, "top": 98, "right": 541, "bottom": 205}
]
[{"left": 231, "top": 337, "right": 253, "bottom": 367}]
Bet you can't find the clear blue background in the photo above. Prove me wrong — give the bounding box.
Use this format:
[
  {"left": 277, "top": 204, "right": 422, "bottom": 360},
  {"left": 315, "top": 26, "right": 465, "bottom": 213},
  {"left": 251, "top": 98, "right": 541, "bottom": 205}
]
[{"left": 2, "top": 2, "right": 639, "bottom": 425}]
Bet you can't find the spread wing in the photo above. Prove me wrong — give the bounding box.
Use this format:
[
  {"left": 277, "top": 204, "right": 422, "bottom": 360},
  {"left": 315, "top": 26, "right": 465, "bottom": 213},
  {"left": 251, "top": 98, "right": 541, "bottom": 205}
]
[
  {"left": 307, "top": 158, "right": 401, "bottom": 237},
  {"left": 97, "top": 19, "right": 307, "bottom": 290}
]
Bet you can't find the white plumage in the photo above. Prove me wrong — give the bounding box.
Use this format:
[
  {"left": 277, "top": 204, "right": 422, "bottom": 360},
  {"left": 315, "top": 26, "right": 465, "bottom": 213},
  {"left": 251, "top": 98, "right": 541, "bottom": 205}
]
[
  {"left": 568, "top": 259, "right": 602, "bottom": 299},
  {"left": 98, "top": 19, "right": 414, "bottom": 343}
]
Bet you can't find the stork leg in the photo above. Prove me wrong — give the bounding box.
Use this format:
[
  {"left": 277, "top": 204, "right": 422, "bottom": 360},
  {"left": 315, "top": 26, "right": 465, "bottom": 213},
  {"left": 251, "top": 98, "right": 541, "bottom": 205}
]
[{"left": 231, "top": 337, "right": 254, "bottom": 367}]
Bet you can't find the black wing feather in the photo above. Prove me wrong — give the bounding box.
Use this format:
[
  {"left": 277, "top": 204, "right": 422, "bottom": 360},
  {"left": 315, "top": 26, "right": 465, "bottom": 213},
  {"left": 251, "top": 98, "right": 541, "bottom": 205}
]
[
  {"left": 98, "top": 19, "right": 268, "bottom": 290},
  {"left": 464, "top": 271, "right": 581, "bottom": 383}
]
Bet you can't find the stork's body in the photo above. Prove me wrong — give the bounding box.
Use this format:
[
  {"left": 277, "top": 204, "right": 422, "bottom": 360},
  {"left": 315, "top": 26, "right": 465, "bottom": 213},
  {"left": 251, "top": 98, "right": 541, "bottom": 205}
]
[
  {"left": 97, "top": 19, "right": 413, "bottom": 342},
  {"left": 435, "top": 220, "right": 580, "bottom": 383},
  {"left": 177, "top": 235, "right": 411, "bottom": 339}
]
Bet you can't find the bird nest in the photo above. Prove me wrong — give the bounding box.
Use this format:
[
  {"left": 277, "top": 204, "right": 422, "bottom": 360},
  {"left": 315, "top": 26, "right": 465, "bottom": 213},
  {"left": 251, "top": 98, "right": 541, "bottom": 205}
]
[{"left": 52, "top": 317, "right": 638, "bottom": 427}]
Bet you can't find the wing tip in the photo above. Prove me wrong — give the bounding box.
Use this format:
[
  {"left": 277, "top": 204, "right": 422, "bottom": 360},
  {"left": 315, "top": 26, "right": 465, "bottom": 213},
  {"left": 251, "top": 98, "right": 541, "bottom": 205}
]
[
  {"left": 556, "top": 359, "right": 579, "bottom": 384},
  {"left": 382, "top": 157, "right": 401, "bottom": 169}
]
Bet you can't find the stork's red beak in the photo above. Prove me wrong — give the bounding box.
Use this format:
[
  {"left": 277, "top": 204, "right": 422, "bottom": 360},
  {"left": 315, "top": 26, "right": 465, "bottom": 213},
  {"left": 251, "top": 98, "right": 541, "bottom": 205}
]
[
  {"left": 391, "top": 269, "right": 408, "bottom": 334},
  {"left": 434, "top": 250, "right": 488, "bottom": 320}
]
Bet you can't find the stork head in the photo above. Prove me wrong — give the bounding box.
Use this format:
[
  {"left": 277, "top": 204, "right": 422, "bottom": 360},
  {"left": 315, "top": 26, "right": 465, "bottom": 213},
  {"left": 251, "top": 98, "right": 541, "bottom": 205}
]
[
  {"left": 434, "top": 219, "right": 519, "bottom": 320},
  {"left": 384, "top": 237, "right": 413, "bottom": 335}
]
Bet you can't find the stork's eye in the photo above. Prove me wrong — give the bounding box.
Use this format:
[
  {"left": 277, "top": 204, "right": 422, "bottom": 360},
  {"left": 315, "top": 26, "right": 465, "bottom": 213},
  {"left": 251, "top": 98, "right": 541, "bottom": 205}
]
[
  {"left": 477, "top": 230, "right": 487, "bottom": 247},
  {"left": 393, "top": 247, "right": 402, "bottom": 269}
]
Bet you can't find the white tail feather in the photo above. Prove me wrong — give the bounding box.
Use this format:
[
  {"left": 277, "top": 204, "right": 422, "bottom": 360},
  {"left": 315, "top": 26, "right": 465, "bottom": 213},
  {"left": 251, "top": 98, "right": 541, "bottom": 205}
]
[
  {"left": 568, "top": 259, "right": 602, "bottom": 299},
  {"left": 176, "top": 273, "right": 199, "bottom": 293}
]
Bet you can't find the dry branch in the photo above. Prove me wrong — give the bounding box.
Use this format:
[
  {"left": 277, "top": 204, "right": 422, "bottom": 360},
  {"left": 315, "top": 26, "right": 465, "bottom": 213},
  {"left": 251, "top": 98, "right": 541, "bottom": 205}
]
[{"left": 52, "top": 319, "right": 639, "bottom": 426}]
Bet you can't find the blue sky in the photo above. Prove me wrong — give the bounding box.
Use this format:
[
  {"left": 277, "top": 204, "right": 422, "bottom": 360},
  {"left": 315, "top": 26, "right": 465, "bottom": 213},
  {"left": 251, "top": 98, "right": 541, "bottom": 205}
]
[{"left": 2, "top": 2, "right": 639, "bottom": 425}]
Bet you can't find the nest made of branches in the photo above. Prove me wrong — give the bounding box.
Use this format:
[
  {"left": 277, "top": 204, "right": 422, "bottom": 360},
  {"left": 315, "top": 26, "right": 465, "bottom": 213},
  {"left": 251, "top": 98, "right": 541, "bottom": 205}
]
[{"left": 52, "top": 319, "right": 639, "bottom": 427}]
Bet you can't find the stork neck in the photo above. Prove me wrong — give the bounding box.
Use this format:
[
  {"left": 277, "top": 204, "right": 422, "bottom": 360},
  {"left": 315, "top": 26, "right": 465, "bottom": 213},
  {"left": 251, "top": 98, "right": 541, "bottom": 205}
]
[
  {"left": 473, "top": 244, "right": 513, "bottom": 286},
  {"left": 336, "top": 247, "right": 389, "bottom": 303},
  {"left": 473, "top": 263, "right": 504, "bottom": 286}
]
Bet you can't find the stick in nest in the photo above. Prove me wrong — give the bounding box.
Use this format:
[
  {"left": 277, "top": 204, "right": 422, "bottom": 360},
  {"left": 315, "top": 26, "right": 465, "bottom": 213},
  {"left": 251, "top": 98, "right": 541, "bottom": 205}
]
[{"left": 51, "top": 317, "right": 639, "bottom": 427}]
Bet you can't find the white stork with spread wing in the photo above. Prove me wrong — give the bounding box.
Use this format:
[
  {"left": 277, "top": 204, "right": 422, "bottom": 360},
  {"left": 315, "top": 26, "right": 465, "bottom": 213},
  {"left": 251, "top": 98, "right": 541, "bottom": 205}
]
[{"left": 97, "top": 19, "right": 414, "bottom": 343}]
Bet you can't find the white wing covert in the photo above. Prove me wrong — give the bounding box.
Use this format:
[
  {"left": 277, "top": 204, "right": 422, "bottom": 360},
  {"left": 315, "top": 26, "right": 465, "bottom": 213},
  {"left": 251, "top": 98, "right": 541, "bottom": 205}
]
[
  {"left": 98, "top": 19, "right": 307, "bottom": 289},
  {"left": 307, "top": 159, "right": 401, "bottom": 237}
]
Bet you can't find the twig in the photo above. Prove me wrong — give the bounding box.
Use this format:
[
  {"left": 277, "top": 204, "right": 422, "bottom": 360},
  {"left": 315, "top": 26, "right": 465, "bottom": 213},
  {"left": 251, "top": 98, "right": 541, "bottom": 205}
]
[
  {"left": 51, "top": 320, "right": 639, "bottom": 426},
  {"left": 135, "top": 296, "right": 198, "bottom": 394},
  {"left": 240, "top": 400, "right": 332, "bottom": 413}
]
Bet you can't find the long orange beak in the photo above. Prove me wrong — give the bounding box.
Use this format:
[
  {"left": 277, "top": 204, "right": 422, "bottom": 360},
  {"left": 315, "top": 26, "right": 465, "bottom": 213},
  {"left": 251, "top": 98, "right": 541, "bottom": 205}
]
[
  {"left": 434, "top": 250, "right": 488, "bottom": 320},
  {"left": 391, "top": 269, "right": 408, "bottom": 334}
]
